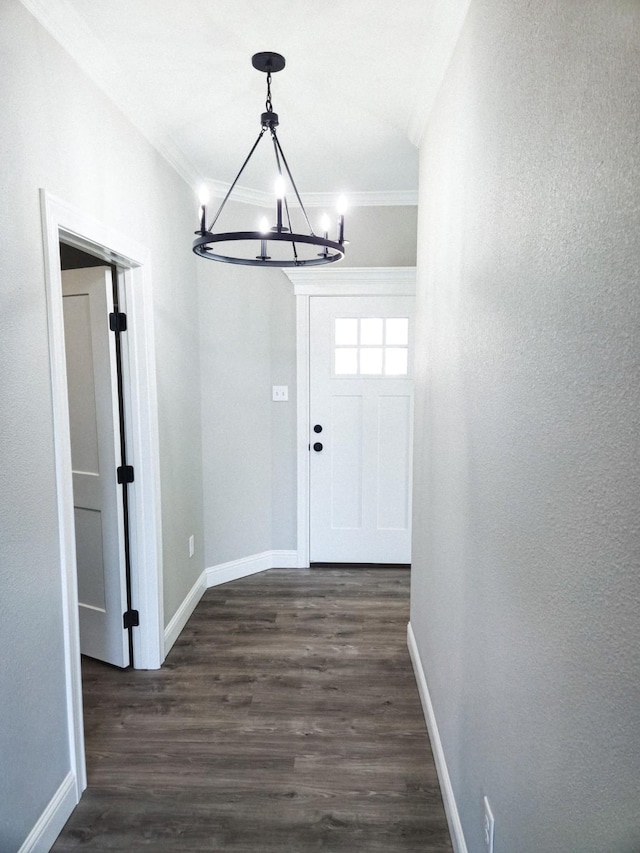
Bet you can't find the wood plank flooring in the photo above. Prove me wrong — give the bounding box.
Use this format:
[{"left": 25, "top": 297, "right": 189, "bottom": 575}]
[{"left": 52, "top": 568, "right": 452, "bottom": 852}]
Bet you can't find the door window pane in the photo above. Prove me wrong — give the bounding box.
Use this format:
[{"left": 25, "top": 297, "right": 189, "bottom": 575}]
[
  {"left": 386, "top": 318, "right": 409, "bottom": 346},
  {"left": 335, "top": 347, "right": 358, "bottom": 375},
  {"left": 333, "top": 316, "right": 411, "bottom": 377},
  {"left": 360, "top": 347, "right": 383, "bottom": 374},
  {"left": 384, "top": 347, "right": 408, "bottom": 376},
  {"left": 335, "top": 318, "right": 358, "bottom": 346},
  {"left": 360, "top": 318, "right": 383, "bottom": 345}
]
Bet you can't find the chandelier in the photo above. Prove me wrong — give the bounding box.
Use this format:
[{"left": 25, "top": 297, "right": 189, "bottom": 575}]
[{"left": 193, "top": 52, "right": 347, "bottom": 267}]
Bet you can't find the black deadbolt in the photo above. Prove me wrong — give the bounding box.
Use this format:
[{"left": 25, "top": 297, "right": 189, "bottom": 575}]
[
  {"left": 313, "top": 424, "right": 323, "bottom": 433},
  {"left": 313, "top": 442, "right": 323, "bottom": 452}
]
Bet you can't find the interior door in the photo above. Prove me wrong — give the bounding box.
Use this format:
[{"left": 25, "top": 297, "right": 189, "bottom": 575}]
[
  {"left": 62, "top": 267, "right": 130, "bottom": 667},
  {"left": 309, "top": 295, "right": 414, "bottom": 563}
]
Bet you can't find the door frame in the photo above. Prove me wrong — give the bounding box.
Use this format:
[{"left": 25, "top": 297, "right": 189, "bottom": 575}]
[
  {"left": 40, "top": 190, "right": 164, "bottom": 798},
  {"left": 283, "top": 267, "right": 416, "bottom": 568}
]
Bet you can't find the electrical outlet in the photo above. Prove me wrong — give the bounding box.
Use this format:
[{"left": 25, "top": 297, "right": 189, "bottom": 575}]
[
  {"left": 483, "top": 796, "right": 495, "bottom": 853},
  {"left": 188, "top": 534, "right": 195, "bottom": 558}
]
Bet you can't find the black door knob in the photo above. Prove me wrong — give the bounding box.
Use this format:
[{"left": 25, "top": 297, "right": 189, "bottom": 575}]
[
  {"left": 313, "top": 424, "right": 323, "bottom": 433},
  {"left": 313, "top": 442, "right": 323, "bottom": 452}
]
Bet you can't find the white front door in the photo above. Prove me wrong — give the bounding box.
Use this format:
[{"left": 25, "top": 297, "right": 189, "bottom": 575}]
[
  {"left": 309, "top": 295, "right": 414, "bottom": 563},
  {"left": 62, "top": 267, "right": 130, "bottom": 668}
]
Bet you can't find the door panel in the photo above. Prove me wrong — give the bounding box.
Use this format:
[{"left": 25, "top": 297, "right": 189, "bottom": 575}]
[
  {"left": 376, "top": 395, "right": 411, "bottom": 530},
  {"left": 330, "top": 395, "right": 363, "bottom": 529},
  {"left": 62, "top": 267, "right": 129, "bottom": 668},
  {"left": 74, "top": 506, "right": 107, "bottom": 610},
  {"left": 309, "top": 295, "right": 414, "bottom": 564}
]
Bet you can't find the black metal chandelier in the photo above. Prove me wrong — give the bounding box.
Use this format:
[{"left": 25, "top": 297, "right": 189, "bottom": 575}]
[{"left": 193, "top": 52, "right": 347, "bottom": 268}]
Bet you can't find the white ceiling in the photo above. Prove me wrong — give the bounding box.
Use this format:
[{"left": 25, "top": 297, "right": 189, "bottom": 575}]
[{"left": 21, "top": 0, "right": 470, "bottom": 204}]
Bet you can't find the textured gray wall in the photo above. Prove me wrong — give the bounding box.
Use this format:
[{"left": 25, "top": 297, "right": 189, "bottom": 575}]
[
  {"left": 411, "top": 1, "right": 640, "bottom": 851},
  {"left": 0, "top": 2, "right": 203, "bottom": 848}
]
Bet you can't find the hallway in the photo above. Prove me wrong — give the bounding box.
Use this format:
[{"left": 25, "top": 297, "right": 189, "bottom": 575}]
[{"left": 52, "top": 568, "right": 452, "bottom": 851}]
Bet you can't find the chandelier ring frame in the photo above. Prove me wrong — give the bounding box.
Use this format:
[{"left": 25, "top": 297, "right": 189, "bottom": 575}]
[{"left": 193, "top": 229, "right": 345, "bottom": 267}]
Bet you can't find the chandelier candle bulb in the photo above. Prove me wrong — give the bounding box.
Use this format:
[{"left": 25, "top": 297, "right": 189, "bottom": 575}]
[
  {"left": 321, "top": 213, "right": 331, "bottom": 239},
  {"left": 256, "top": 216, "right": 268, "bottom": 259},
  {"left": 274, "top": 176, "right": 286, "bottom": 198},
  {"left": 274, "top": 176, "right": 285, "bottom": 232},
  {"left": 198, "top": 186, "right": 209, "bottom": 234},
  {"left": 336, "top": 195, "right": 347, "bottom": 244}
]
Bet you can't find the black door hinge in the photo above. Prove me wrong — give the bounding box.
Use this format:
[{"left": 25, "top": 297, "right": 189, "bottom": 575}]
[
  {"left": 117, "top": 465, "right": 134, "bottom": 484},
  {"left": 109, "top": 312, "right": 127, "bottom": 333},
  {"left": 123, "top": 609, "right": 139, "bottom": 629}
]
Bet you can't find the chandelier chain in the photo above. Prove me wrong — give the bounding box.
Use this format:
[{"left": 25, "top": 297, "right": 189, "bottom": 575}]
[{"left": 265, "top": 71, "right": 273, "bottom": 113}]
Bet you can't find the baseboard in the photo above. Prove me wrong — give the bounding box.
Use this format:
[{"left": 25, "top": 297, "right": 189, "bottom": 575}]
[
  {"left": 407, "top": 622, "right": 468, "bottom": 853},
  {"left": 164, "top": 552, "right": 299, "bottom": 656},
  {"left": 18, "top": 771, "right": 76, "bottom": 853},
  {"left": 164, "top": 570, "right": 207, "bottom": 656},
  {"left": 206, "top": 549, "right": 299, "bottom": 588},
  {"left": 268, "top": 550, "right": 300, "bottom": 569}
]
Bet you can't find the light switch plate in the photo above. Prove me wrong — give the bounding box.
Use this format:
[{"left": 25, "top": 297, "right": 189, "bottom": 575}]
[{"left": 272, "top": 385, "right": 288, "bottom": 401}]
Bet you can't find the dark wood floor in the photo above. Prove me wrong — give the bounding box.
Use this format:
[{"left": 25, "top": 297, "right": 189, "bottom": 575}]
[{"left": 52, "top": 568, "right": 452, "bottom": 852}]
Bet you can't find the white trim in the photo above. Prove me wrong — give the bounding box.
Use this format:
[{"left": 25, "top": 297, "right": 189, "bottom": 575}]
[
  {"left": 41, "top": 191, "right": 164, "bottom": 672},
  {"left": 41, "top": 193, "right": 86, "bottom": 796},
  {"left": 284, "top": 266, "right": 416, "bottom": 296},
  {"left": 296, "top": 294, "right": 311, "bottom": 569},
  {"left": 268, "top": 549, "right": 300, "bottom": 569},
  {"left": 407, "top": 623, "right": 468, "bottom": 853},
  {"left": 302, "top": 190, "right": 418, "bottom": 208},
  {"left": 205, "top": 180, "right": 418, "bottom": 209},
  {"left": 164, "top": 570, "right": 207, "bottom": 656},
  {"left": 285, "top": 268, "right": 416, "bottom": 568},
  {"left": 18, "top": 772, "right": 76, "bottom": 853},
  {"left": 40, "top": 190, "right": 165, "bottom": 807},
  {"left": 206, "top": 550, "right": 299, "bottom": 588}
]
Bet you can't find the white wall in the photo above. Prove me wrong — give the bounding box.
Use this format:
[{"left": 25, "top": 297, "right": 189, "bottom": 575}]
[
  {"left": 411, "top": 1, "right": 640, "bottom": 851},
  {"left": 198, "top": 204, "right": 418, "bottom": 568},
  {"left": 0, "top": 2, "right": 203, "bottom": 848}
]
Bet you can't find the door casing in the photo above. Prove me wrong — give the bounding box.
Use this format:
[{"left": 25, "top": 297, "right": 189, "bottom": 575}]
[
  {"left": 284, "top": 267, "right": 416, "bottom": 568},
  {"left": 41, "top": 190, "right": 164, "bottom": 801}
]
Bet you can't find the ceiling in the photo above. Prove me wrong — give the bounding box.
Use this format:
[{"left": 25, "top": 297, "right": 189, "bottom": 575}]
[{"left": 22, "top": 0, "right": 470, "bottom": 204}]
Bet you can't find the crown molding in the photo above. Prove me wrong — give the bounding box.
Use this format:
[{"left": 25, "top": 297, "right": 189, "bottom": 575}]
[
  {"left": 153, "top": 137, "right": 201, "bottom": 190},
  {"left": 206, "top": 181, "right": 417, "bottom": 209}
]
